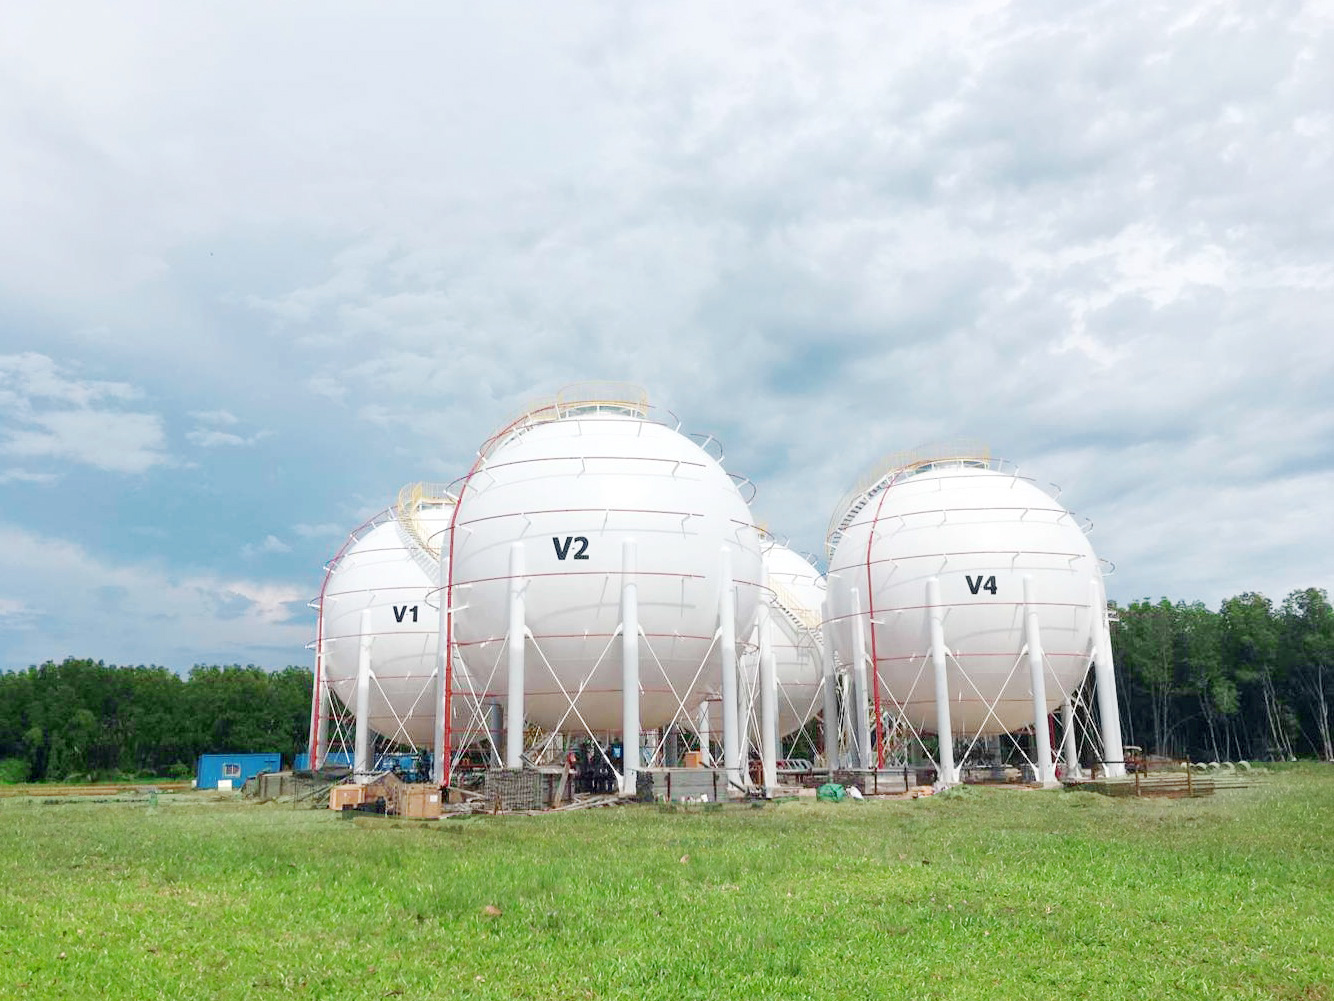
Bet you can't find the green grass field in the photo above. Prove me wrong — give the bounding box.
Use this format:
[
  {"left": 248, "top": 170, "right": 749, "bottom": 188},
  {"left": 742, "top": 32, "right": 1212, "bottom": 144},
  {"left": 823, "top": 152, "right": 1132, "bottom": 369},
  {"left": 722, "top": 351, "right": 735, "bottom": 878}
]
[{"left": 2, "top": 768, "right": 1331, "bottom": 1000}]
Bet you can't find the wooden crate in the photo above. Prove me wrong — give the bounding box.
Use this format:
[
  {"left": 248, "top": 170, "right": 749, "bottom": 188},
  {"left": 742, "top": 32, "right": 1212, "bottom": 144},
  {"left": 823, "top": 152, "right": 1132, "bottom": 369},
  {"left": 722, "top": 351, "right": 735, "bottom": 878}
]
[
  {"left": 399, "top": 785, "right": 442, "bottom": 819},
  {"left": 329, "top": 784, "right": 366, "bottom": 811}
]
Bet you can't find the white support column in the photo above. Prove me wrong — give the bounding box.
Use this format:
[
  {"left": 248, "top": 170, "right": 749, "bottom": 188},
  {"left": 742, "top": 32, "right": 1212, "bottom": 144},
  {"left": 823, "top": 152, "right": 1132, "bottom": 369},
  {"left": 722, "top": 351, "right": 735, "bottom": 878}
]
[
  {"left": 697, "top": 701, "right": 712, "bottom": 766},
  {"left": 310, "top": 607, "right": 330, "bottom": 771},
  {"left": 820, "top": 600, "right": 839, "bottom": 769},
  {"left": 620, "top": 540, "right": 640, "bottom": 797},
  {"left": 433, "top": 542, "right": 448, "bottom": 786},
  {"left": 315, "top": 682, "right": 331, "bottom": 769},
  {"left": 1061, "top": 696, "right": 1081, "bottom": 780},
  {"left": 719, "top": 547, "right": 742, "bottom": 793},
  {"left": 505, "top": 542, "right": 526, "bottom": 770},
  {"left": 1023, "top": 576, "right": 1056, "bottom": 787},
  {"left": 850, "top": 588, "right": 872, "bottom": 770},
  {"left": 354, "top": 608, "right": 373, "bottom": 783},
  {"left": 1091, "top": 580, "right": 1127, "bottom": 778},
  {"left": 758, "top": 569, "right": 778, "bottom": 794},
  {"left": 927, "top": 577, "right": 957, "bottom": 785}
]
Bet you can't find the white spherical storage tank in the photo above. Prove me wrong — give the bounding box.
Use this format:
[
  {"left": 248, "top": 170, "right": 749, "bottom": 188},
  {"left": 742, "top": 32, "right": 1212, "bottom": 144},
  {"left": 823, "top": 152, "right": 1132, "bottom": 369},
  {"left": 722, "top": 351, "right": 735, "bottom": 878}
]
[
  {"left": 448, "top": 386, "right": 763, "bottom": 736},
  {"left": 759, "top": 538, "right": 827, "bottom": 738},
  {"left": 317, "top": 485, "right": 456, "bottom": 747},
  {"left": 826, "top": 450, "right": 1103, "bottom": 739}
]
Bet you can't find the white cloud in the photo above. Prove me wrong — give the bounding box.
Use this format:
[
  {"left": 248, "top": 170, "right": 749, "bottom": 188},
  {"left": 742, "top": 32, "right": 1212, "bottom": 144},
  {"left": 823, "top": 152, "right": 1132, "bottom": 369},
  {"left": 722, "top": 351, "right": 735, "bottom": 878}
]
[
  {"left": 4, "top": 409, "right": 167, "bottom": 474},
  {"left": 306, "top": 375, "right": 346, "bottom": 402},
  {"left": 0, "top": 468, "right": 58, "bottom": 485},
  {"left": 0, "top": 353, "right": 168, "bottom": 474},
  {"left": 0, "top": 353, "right": 139, "bottom": 409},
  {"left": 293, "top": 522, "right": 344, "bottom": 539},
  {"left": 241, "top": 534, "right": 292, "bottom": 558},
  {"left": 224, "top": 581, "right": 304, "bottom": 625},
  {"left": 186, "top": 429, "right": 247, "bottom": 447},
  {"left": 188, "top": 409, "right": 238, "bottom": 426},
  {"left": 0, "top": 523, "right": 308, "bottom": 669},
  {"left": 0, "top": 597, "right": 34, "bottom": 619},
  {"left": 184, "top": 408, "right": 270, "bottom": 448},
  {"left": 186, "top": 427, "right": 271, "bottom": 448}
]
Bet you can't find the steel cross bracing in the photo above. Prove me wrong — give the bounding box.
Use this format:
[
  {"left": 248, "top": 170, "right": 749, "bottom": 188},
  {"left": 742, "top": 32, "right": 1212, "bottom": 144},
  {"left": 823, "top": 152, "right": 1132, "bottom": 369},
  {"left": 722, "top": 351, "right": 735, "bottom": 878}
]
[
  {"left": 450, "top": 618, "right": 522, "bottom": 765},
  {"left": 321, "top": 692, "right": 356, "bottom": 765},
  {"left": 443, "top": 641, "right": 506, "bottom": 769},
  {"left": 527, "top": 628, "right": 624, "bottom": 765},
  {"left": 639, "top": 627, "right": 725, "bottom": 770},
  {"left": 367, "top": 669, "right": 436, "bottom": 756},
  {"left": 843, "top": 640, "right": 1107, "bottom": 783},
  {"left": 742, "top": 611, "right": 825, "bottom": 763},
  {"left": 452, "top": 611, "right": 739, "bottom": 790}
]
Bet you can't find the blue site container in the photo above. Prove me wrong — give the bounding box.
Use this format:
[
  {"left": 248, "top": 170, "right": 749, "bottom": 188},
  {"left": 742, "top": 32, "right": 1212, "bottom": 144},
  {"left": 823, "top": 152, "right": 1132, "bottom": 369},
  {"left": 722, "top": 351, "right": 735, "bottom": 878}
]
[{"left": 196, "top": 752, "right": 282, "bottom": 790}]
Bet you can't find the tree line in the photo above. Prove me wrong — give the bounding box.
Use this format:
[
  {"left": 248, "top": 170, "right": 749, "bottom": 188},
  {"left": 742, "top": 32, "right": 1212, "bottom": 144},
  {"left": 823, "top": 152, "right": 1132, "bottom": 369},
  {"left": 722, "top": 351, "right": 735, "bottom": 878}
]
[
  {"left": 1, "top": 585, "right": 1330, "bottom": 782},
  {"left": 0, "top": 661, "right": 311, "bottom": 783},
  {"left": 1111, "top": 588, "right": 1333, "bottom": 762}
]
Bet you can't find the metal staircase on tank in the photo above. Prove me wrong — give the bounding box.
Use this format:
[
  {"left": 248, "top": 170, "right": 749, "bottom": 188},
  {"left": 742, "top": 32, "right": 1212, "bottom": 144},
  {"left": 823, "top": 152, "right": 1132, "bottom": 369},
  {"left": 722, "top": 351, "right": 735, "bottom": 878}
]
[
  {"left": 394, "top": 481, "right": 456, "bottom": 582},
  {"left": 769, "top": 578, "right": 821, "bottom": 637},
  {"left": 825, "top": 488, "right": 878, "bottom": 562},
  {"left": 825, "top": 439, "right": 993, "bottom": 560}
]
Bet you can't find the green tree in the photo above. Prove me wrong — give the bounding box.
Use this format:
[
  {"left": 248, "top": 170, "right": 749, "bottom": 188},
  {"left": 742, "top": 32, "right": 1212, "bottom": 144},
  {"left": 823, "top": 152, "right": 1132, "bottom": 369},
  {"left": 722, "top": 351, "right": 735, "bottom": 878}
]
[
  {"left": 1279, "top": 588, "right": 1334, "bottom": 761},
  {"left": 1220, "top": 593, "right": 1291, "bottom": 759},
  {"left": 1114, "top": 599, "right": 1179, "bottom": 755},
  {"left": 1177, "top": 601, "right": 1228, "bottom": 761}
]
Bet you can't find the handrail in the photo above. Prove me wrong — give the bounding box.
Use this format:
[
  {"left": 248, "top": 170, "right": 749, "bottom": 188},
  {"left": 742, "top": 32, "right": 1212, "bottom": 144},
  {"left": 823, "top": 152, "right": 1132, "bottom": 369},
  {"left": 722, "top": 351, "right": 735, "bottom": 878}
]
[
  {"left": 506, "top": 382, "right": 651, "bottom": 434},
  {"left": 728, "top": 471, "right": 757, "bottom": 504},
  {"left": 687, "top": 431, "right": 725, "bottom": 462},
  {"left": 826, "top": 442, "right": 996, "bottom": 555},
  {"left": 770, "top": 578, "right": 821, "bottom": 633},
  {"left": 395, "top": 481, "right": 457, "bottom": 559}
]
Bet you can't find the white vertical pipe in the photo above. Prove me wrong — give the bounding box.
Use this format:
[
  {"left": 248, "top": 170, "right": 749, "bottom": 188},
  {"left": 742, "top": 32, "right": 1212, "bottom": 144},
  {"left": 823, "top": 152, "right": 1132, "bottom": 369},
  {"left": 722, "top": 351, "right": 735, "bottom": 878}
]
[
  {"left": 849, "top": 588, "right": 872, "bottom": 770},
  {"left": 820, "top": 600, "right": 839, "bottom": 770},
  {"left": 621, "top": 539, "right": 640, "bottom": 797},
  {"left": 719, "top": 547, "right": 742, "bottom": 792},
  {"left": 1091, "top": 579, "right": 1127, "bottom": 778},
  {"left": 310, "top": 607, "right": 329, "bottom": 770},
  {"left": 354, "top": 608, "right": 373, "bottom": 783},
  {"left": 1023, "top": 576, "right": 1056, "bottom": 786},
  {"left": 314, "top": 654, "right": 330, "bottom": 770},
  {"left": 927, "top": 577, "right": 956, "bottom": 785},
  {"left": 433, "top": 541, "right": 448, "bottom": 786},
  {"left": 697, "top": 701, "right": 712, "bottom": 766},
  {"left": 758, "top": 569, "right": 778, "bottom": 793},
  {"left": 1061, "top": 696, "right": 1081, "bottom": 780},
  {"left": 505, "top": 542, "right": 526, "bottom": 770}
]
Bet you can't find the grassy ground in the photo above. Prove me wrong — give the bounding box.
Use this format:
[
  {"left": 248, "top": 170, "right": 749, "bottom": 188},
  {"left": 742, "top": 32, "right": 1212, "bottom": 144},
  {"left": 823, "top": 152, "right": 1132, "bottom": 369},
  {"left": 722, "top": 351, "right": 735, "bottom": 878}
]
[{"left": 1, "top": 767, "right": 1331, "bottom": 1000}]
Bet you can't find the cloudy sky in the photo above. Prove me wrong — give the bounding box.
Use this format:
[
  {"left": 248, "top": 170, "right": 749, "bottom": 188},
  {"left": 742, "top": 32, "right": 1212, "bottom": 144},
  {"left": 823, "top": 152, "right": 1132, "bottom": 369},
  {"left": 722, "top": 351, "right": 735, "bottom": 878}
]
[{"left": 2, "top": 1, "right": 1331, "bottom": 672}]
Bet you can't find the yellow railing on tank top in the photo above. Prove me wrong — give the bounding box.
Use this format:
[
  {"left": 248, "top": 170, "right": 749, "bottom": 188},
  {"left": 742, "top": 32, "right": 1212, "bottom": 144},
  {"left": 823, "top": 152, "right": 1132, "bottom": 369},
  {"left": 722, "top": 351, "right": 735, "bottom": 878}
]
[
  {"left": 825, "top": 439, "right": 994, "bottom": 556},
  {"left": 510, "top": 382, "right": 651, "bottom": 430},
  {"left": 395, "top": 481, "right": 456, "bottom": 559}
]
